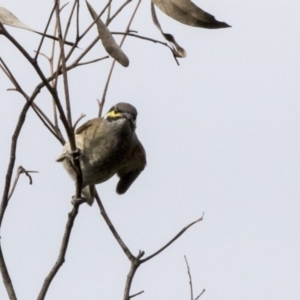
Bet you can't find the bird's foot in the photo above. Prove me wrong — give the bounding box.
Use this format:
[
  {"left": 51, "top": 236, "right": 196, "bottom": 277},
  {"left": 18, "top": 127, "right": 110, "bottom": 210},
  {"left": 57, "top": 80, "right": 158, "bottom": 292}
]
[
  {"left": 56, "top": 149, "right": 81, "bottom": 162},
  {"left": 69, "top": 148, "right": 81, "bottom": 160},
  {"left": 71, "top": 196, "right": 87, "bottom": 206}
]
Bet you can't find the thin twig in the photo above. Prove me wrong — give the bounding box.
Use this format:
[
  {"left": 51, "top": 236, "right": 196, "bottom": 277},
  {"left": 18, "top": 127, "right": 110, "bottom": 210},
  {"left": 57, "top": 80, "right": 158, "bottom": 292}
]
[
  {"left": 129, "top": 290, "right": 144, "bottom": 299},
  {"left": 62, "top": 0, "right": 112, "bottom": 64},
  {"left": 76, "top": 56, "right": 109, "bottom": 67},
  {"left": 8, "top": 166, "right": 38, "bottom": 201},
  {"left": 101, "top": 0, "right": 141, "bottom": 110},
  {"left": 195, "top": 289, "right": 206, "bottom": 300},
  {"left": 34, "top": 1, "right": 58, "bottom": 60},
  {"left": 0, "top": 56, "right": 64, "bottom": 144},
  {"left": 1, "top": 22, "right": 83, "bottom": 198},
  {"left": 73, "top": 113, "right": 86, "bottom": 131},
  {"left": 0, "top": 23, "right": 73, "bottom": 141},
  {"left": 111, "top": 32, "right": 179, "bottom": 64},
  {"left": 97, "top": 98, "right": 105, "bottom": 117},
  {"left": 37, "top": 201, "right": 84, "bottom": 300},
  {"left": 79, "top": 0, "right": 112, "bottom": 41},
  {"left": 0, "top": 84, "right": 39, "bottom": 300},
  {"left": 141, "top": 214, "right": 204, "bottom": 263},
  {"left": 63, "top": 1, "right": 77, "bottom": 42},
  {"left": 184, "top": 256, "right": 194, "bottom": 300},
  {"left": 75, "top": 0, "right": 80, "bottom": 40},
  {"left": 106, "top": 0, "right": 132, "bottom": 26},
  {"left": 94, "top": 191, "right": 134, "bottom": 260},
  {"left": 123, "top": 250, "right": 144, "bottom": 300},
  {"left": 55, "top": 2, "right": 72, "bottom": 127},
  {"left": 0, "top": 245, "right": 17, "bottom": 300}
]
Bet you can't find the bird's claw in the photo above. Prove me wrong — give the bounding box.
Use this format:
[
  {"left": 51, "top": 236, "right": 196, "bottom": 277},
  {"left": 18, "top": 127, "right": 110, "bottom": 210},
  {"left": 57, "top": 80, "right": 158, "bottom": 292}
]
[{"left": 71, "top": 196, "right": 87, "bottom": 206}]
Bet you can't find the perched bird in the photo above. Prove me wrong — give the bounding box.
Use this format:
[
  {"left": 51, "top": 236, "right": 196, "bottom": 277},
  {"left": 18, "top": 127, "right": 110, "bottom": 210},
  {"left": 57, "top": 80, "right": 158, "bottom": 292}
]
[{"left": 56, "top": 102, "right": 146, "bottom": 205}]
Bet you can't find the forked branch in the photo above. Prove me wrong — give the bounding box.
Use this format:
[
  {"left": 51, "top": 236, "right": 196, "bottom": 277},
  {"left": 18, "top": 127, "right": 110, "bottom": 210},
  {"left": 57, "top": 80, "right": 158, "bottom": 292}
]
[{"left": 94, "top": 187, "right": 204, "bottom": 299}]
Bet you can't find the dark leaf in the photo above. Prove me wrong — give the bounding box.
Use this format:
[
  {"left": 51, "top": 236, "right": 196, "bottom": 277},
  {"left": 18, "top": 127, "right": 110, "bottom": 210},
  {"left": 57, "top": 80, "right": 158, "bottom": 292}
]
[
  {"left": 86, "top": 1, "right": 129, "bottom": 67},
  {"left": 151, "top": 0, "right": 231, "bottom": 29},
  {"left": 151, "top": 3, "right": 186, "bottom": 58}
]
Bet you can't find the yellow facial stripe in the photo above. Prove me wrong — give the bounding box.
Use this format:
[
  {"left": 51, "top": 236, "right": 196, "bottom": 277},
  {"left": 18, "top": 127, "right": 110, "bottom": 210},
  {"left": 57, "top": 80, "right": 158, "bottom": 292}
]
[{"left": 105, "top": 110, "right": 122, "bottom": 119}]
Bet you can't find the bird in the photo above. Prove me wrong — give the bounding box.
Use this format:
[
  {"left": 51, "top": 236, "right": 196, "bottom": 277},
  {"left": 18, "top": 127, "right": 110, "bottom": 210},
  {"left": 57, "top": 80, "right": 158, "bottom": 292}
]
[{"left": 56, "top": 102, "right": 146, "bottom": 205}]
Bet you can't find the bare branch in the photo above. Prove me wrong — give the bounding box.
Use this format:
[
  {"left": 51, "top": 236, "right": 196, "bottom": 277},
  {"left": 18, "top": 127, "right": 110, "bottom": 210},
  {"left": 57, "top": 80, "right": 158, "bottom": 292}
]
[
  {"left": 111, "top": 32, "right": 179, "bottom": 65},
  {"left": 184, "top": 256, "right": 205, "bottom": 300},
  {"left": 34, "top": 1, "right": 58, "bottom": 60},
  {"left": 0, "top": 87, "right": 39, "bottom": 300},
  {"left": 75, "top": 0, "right": 80, "bottom": 40},
  {"left": 184, "top": 256, "right": 193, "bottom": 300},
  {"left": 141, "top": 214, "right": 204, "bottom": 263},
  {"left": 101, "top": 0, "right": 141, "bottom": 110},
  {"left": 54, "top": 1, "right": 72, "bottom": 127},
  {"left": 75, "top": 56, "right": 109, "bottom": 67},
  {"left": 123, "top": 250, "right": 144, "bottom": 300},
  {"left": 195, "top": 289, "right": 206, "bottom": 300},
  {"left": 129, "top": 290, "right": 144, "bottom": 299},
  {"left": 73, "top": 113, "right": 86, "bottom": 131},
  {"left": 94, "top": 191, "right": 134, "bottom": 260},
  {"left": 79, "top": 0, "right": 112, "bottom": 41},
  {"left": 0, "top": 23, "right": 73, "bottom": 141},
  {"left": 8, "top": 166, "right": 38, "bottom": 201},
  {"left": 37, "top": 201, "right": 84, "bottom": 300},
  {"left": 0, "top": 57, "right": 64, "bottom": 143},
  {"left": 97, "top": 98, "right": 105, "bottom": 117},
  {"left": 0, "top": 245, "right": 17, "bottom": 300},
  {"left": 106, "top": 0, "right": 132, "bottom": 26}
]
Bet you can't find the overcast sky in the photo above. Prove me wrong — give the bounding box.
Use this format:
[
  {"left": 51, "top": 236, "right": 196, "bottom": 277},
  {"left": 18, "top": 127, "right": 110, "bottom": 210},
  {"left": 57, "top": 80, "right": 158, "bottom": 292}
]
[{"left": 0, "top": 1, "right": 299, "bottom": 299}]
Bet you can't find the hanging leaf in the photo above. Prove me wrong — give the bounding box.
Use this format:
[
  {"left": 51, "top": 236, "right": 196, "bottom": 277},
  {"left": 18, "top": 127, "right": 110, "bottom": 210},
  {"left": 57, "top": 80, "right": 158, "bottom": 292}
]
[
  {"left": 0, "top": 7, "right": 34, "bottom": 31},
  {"left": 86, "top": 1, "right": 129, "bottom": 67},
  {"left": 151, "top": 3, "right": 186, "bottom": 58},
  {"left": 151, "top": 0, "right": 230, "bottom": 29},
  {"left": 0, "top": 7, "right": 75, "bottom": 46}
]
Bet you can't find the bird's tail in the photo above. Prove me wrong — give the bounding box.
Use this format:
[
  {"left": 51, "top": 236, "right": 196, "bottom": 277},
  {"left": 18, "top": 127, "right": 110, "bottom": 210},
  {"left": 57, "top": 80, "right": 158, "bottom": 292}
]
[{"left": 82, "top": 185, "right": 95, "bottom": 205}]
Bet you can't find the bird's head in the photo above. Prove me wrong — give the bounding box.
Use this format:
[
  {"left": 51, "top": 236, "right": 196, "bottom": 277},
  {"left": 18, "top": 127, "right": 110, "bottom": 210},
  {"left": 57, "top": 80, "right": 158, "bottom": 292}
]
[{"left": 104, "top": 102, "right": 138, "bottom": 129}]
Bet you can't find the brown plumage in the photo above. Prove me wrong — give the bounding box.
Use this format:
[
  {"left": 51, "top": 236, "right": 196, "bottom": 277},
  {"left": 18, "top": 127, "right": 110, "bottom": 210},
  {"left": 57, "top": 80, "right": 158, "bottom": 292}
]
[{"left": 56, "top": 103, "right": 146, "bottom": 205}]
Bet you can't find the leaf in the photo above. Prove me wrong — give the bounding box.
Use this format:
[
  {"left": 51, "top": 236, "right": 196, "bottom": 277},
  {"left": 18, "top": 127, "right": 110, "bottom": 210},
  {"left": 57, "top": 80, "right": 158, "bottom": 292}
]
[
  {"left": 151, "top": 3, "right": 186, "bottom": 58},
  {"left": 86, "top": 1, "right": 129, "bottom": 67},
  {"left": 151, "top": 0, "right": 231, "bottom": 29},
  {"left": 0, "top": 7, "right": 75, "bottom": 46},
  {"left": 0, "top": 7, "right": 34, "bottom": 31}
]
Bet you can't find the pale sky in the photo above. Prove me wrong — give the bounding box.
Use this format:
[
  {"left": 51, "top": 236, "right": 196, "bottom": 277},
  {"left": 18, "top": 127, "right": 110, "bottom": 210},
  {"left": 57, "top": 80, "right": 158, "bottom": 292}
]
[{"left": 0, "top": 1, "right": 299, "bottom": 299}]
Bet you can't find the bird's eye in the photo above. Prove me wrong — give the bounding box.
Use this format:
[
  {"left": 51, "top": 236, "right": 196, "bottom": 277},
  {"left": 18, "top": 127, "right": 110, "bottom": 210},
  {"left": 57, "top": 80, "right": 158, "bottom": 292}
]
[{"left": 114, "top": 108, "right": 119, "bottom": 114}]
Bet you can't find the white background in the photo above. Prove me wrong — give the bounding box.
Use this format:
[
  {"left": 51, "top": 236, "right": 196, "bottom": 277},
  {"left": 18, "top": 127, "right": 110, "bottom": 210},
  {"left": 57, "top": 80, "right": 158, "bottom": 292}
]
[{"left": 0, "top": 0, "right": 299, "bottom": 299}]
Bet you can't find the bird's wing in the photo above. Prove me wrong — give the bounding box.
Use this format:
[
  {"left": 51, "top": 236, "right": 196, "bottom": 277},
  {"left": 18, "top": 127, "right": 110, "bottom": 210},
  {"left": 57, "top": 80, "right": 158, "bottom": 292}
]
[
  {"left": 116, "top": 140, "right": 146, "bottom": 194},
  {"left": 75, "top": 118, "right": 97, "bottom": 134}
]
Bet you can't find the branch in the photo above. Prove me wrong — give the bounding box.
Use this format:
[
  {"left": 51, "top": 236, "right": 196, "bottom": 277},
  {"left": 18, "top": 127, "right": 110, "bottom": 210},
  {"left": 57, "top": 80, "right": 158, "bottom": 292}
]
[
  {"left": 8, "top": 166, "right": 38, "bottom": 201},
  {"left": 54, "top": 2, "right": 72, "bottom": 127},
  {"left": 106, "top": 0, "right": 132, "bottom": 26},
  {"left": 0, "top": 91, "right": 38, "bottom": 300},
  {"left": 100, "top": 0, "right": 141, "bottom": 112},
  {"left": 34, "top": 1, "right": 58, "bottom": 60},
  {"left": 123, "top": 251, "right": 144, "bottom": 300},
  {"left": 129, "top": 290, "right": 144, "bottom": 299},
  {"left": 0, "top": 57, "right": 64, "bottom": 144},
  {"left": 0, "top": 245, "right": 17, "bottom": 300},
  {"left": 141, "top": 214, "right": 204, "bottom": 263},
  {"left": 184, "top": 256, "right": 206, "bottom": 300},
  {"left": 37, "top": 201, "right": 84, "bottom": 300},
  {"left": 0, "top": 23, "right": 73, "bottom": 142},
  {"left": 111, "top": 32, "right": 179, "bottom": 64},
  {"left": 195, "top": 289, "right": 206, "bottom": 300},
  {"left": 94, "top": 191, "right": 134, "bottom": 260},
  {"left": 1, "top": 22, "right": 84, "bottom": 199},
  {"left": 184, "top": 256, "right": 193, "bottom": 300},
  {"left": 95, "top": 185, "right": 204, "bottom": 298}
]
